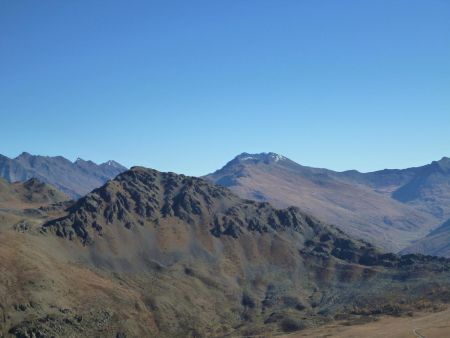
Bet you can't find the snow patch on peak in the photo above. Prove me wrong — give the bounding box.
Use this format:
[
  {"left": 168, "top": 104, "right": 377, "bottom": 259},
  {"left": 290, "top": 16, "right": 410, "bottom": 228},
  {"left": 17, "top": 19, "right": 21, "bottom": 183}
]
[
  {"left": 239, "top": 156, "right": 257, "bottom": 162},
  {"left": 101, "top": 160, "right": 126, "bottom": 169},
  {"left": 236, "top": 152, "right": 287, "bottom": 163},
  {"left": 267, "top": 153, "right": 286, "bottom": 162}
]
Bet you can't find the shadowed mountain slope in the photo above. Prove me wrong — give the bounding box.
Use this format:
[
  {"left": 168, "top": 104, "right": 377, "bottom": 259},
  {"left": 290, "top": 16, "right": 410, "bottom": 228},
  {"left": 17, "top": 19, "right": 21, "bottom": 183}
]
[
  {"left": 0, "top": 167, "right": 445, "bottom": 336},
  {"left": 402, "top": 217, "right": 450, "bottom": 258},
  {"left": 205, "top": 153, "right": 443, "bottom": 252},
  {"left": 392, "top": 157, "right": 450, "bottom": 218},
  {"left": 0, "top": 152, "right": 126, "bottom": 199}
]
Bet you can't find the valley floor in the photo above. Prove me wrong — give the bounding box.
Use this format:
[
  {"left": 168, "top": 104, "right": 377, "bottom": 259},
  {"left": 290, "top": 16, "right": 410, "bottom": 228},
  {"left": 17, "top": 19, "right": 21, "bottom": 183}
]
[{"left": 280, "top": 308, "right": 450, "bottom": 338}]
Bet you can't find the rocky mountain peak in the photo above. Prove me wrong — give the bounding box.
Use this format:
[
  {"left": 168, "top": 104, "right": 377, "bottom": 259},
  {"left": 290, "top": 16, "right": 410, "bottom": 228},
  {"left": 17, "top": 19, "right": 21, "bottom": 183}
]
[
  {"left": 435, "top": 156, "right": 450, "bottom": 170},
  {"left": 105, "top": 160, "right": 119, "bottom": 166},
  {"left": 15, "top": 151, "right": 32, "bottom": 159},
  {"left": 101, "top": 160, "right": 127, "bottom": 170},
  {"left": 44, "top": 166, "right": 359, "bottom": 253}
]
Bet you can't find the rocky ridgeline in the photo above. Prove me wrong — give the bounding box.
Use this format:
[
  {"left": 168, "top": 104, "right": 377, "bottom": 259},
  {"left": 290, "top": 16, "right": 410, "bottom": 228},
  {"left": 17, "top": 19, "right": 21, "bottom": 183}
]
[
  {"left": 44, "top": 167, "right": 320, "bottom": 243},
  {"left": 44, "top": 167, "right": 450, "bottom": 272}
]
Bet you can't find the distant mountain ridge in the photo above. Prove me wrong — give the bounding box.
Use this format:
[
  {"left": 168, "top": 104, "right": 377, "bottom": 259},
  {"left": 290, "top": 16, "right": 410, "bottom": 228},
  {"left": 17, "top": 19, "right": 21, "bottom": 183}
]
[
  {"left": 205, "top": 152, "right": 450, "bottom": 252},
  {"left": 0, "top": 152, "right": 127, "bottom": 199}
]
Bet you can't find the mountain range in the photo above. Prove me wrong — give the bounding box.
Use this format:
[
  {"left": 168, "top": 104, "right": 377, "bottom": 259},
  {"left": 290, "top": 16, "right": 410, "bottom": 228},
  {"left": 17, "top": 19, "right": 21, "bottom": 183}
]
[
  {"left": 2, "top": 166, "right": 450, "bottom": 337},
  {"left": 3, "top": 151, "right": 450, "bottom": 256},
  {"left": 205, "top": 153, "right": 450, "bottom": 253},
  {"left": 0, "top": 152, "right": 127, "bottom": 199}
]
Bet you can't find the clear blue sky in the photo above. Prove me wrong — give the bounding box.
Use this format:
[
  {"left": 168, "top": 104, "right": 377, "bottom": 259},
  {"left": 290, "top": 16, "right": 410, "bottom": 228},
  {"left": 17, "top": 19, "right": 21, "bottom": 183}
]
[{"left": 1, "top": 0, "right": 449, "bottom": 176}]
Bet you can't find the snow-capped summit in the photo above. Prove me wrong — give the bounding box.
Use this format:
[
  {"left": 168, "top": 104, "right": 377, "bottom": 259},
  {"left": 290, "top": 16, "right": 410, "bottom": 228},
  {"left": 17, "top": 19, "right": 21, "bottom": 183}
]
[
  {"left": 102, "top": 160, "right": 126, "bottom": 169},
  {"left": 234, "top": 152, "right": 288, "bottom": 163}
]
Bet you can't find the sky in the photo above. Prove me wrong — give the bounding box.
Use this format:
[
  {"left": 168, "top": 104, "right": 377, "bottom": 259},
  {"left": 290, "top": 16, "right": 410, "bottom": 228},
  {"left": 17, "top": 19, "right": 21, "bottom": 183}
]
[{"left": 1, "top": 0, "right": 449, "bottom": 176}]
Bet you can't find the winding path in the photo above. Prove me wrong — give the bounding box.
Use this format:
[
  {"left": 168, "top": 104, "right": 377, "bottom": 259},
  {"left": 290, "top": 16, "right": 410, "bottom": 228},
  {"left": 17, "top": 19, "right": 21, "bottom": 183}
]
[{"left": 413, "top": 328, "right": 425, "bottom": 338}]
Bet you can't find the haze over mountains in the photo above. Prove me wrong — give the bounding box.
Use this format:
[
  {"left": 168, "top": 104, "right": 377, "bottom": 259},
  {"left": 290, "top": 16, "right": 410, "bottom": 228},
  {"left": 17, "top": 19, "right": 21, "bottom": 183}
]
[
  {"left": 0, "top": 152, "right": 127, "bottom": 199},
  {"left": 205, "top": 152, "right": 450, "bottom": 253},
  {"left": 3, "top": 166, "right": 450, "bottom": 337}
]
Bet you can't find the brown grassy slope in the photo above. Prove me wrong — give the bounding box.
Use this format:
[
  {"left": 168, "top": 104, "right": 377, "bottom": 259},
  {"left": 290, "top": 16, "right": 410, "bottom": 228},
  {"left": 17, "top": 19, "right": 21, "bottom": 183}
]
[
  {"left": 0, "top": 177, "right": 156, "bottom": 337},
  {"left": 0, "top": 230, "right": 158, "bottom": 337},
  {"left": 0, "top": 177, "right": 69, "bottom": 209},
  {"left": 282, "top": 308, "right": 450, "bottom": 338}
]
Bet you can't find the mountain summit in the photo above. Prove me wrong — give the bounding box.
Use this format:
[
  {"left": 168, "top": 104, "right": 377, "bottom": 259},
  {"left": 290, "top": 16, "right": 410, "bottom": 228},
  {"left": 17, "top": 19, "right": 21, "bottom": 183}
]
[
  {"left": 205, "top": 153, "right": 450, "bottom": 252},
  {"left": 232, "top": 152, "right": 289, "bottom": 164}
]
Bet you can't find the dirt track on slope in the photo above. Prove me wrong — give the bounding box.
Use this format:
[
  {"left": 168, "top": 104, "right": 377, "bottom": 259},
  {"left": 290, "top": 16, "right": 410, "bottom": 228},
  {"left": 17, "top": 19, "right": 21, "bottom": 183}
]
[{"left": 280, "top": 309, "right": 450, "bottom": 338}]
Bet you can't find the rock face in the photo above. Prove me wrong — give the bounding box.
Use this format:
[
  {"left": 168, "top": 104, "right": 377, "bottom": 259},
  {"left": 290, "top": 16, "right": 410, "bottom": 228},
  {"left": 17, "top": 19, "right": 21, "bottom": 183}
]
[
  {"left": 45, "top": 167, "right": 334, "bottom": 245},
  {"left": 204, "top": 153, "right": 450, "bottom": 252},
  {"left": 0, "top": 152, "right": 127, "bottom": 199},
  {"left": 14, "top": 166, "right": 447, "bottom": 337}
]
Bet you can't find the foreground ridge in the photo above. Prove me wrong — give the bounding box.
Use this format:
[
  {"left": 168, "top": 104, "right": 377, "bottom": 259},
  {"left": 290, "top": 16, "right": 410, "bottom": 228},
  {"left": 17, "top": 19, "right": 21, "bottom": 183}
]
[{"left": 2, "top": 166, "right": 450, "bottom": 337}]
